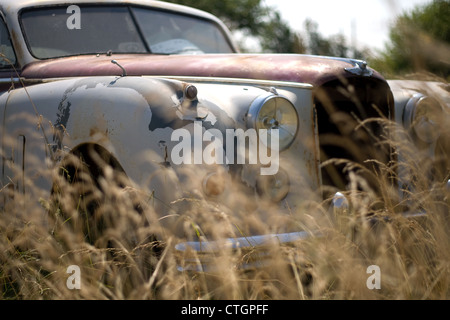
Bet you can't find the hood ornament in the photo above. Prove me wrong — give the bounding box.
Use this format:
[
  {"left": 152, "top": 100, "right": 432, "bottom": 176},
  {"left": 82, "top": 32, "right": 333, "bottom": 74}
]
[{"left": 345, "top": 59, "right": 373, "bottom": 77}]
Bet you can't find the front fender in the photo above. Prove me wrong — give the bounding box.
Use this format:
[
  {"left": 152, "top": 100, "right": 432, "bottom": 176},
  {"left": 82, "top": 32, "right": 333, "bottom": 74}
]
[
  {"left": 2, "top": 76, "right": 195, "bottom": 206},
  {"left": 388, "top": 80, "right": 450, "bottom": 197}
]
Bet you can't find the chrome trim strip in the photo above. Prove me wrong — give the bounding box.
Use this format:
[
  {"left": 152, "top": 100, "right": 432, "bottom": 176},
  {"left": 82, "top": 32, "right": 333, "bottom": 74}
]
[
  {"left": 175, "top": 230, "right": 311, "bottom": 253},
  {"left": 25, "top": 75, "right": 314, "bottom": 89},
  {"left": 158, "top": 75, "right": 314, "bottom": 89},
  {"left": 0, "top": 77, "right": 20, "bottom": 84}
]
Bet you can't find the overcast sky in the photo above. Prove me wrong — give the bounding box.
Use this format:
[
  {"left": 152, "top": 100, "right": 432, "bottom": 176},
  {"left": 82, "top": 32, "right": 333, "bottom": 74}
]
[{"left": 263, "top": 0, "right": 434, "bottom": 53}]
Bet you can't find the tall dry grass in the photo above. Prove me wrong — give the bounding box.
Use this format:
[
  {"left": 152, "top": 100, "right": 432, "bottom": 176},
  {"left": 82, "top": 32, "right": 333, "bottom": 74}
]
[{"left": 1, "top": 104, "right": 448, "bottom": 300}]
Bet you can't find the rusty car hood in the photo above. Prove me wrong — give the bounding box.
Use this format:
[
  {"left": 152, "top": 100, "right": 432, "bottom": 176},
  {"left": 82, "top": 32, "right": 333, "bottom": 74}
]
[{"left": 21, "top": 54, "right": 385, "bottom": 87}]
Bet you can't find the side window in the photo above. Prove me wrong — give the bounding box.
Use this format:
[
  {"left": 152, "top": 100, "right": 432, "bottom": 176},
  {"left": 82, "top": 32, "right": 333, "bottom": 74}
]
[{"left": 0, "top": 16, "right": 16, "bottom": 68}]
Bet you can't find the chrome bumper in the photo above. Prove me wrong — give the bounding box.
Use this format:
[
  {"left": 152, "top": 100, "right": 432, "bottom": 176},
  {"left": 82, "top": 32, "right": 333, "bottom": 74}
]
[
  {"left": 174, "top": 231, "right": 312, "bottom": 272},
  {"left": 175, "top": 231, "right": 311, "bottom": 253},
  {"left": 175, "top": 181, "right": 449, "bottom": 272}
]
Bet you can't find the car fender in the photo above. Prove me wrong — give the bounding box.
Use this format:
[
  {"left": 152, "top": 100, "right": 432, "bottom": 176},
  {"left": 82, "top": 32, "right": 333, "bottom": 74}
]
[
  {"left": 388, "top": 80, "right": 450, "bottom": 196},
  {"left": 1, "top": 75, "right": 206, "bottom": 212}
]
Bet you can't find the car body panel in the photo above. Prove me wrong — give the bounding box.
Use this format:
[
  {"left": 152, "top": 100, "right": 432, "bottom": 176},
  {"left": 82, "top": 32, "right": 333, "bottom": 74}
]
[
  {"left": 20, "top": 53, "right": 385, "bottom": 88},
  {"left": 1, "top": 72, "right": 319, "bottom": 235},
  {"left": 389, "top": 80, "right": 450, "bottom": 198}
]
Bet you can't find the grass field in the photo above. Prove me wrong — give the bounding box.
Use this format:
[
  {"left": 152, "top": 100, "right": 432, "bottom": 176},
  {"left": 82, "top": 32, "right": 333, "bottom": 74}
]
[{"left": 1, "top": 105, "right": 449, "bottom": 300}]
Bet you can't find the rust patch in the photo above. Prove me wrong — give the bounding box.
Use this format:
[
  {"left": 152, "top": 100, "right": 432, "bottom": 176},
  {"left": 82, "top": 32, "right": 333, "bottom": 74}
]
[{"left": 21, "top": 54, "right": 387, "bottom": 88}]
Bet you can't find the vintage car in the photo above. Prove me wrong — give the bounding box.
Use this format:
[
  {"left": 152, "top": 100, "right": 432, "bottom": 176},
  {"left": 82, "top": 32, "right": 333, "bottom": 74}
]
[{"left": 0, "top": 0, "right": 448, "bottom": 270}]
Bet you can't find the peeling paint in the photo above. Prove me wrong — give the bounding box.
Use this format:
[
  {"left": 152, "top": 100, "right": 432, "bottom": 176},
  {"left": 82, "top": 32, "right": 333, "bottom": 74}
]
[
  {"left": 50, "top": 79, "right": 107, "bottom": 156},
  {"left": 51, "top": 94, "right": 71, "bottom": 155}
]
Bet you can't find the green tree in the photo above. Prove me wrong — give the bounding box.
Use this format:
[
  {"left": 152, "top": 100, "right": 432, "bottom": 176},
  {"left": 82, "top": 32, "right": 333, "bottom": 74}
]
[
  {"left": 302, "top": 19, "right": 368, "bottom": 59},
  {"left": 257, "top": 11, "right": 305, "bottom": 53},
  {"left": 370, "top": 0, "right": 450, "bottom": 79},
  {"left": 304, "top": 19, "right": 348, "bottom": 57}
]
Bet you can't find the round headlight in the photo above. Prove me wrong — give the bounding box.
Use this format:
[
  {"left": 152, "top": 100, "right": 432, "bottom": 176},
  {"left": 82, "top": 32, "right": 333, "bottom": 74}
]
[
  {"left": 247, "top": 93, "right": 299, "bottom": 150},
  {"left": 202, "top": 171, "right": 226, "bottom": 197},
  {"left": 256, "top": 168, "right": 290, "bottom": 202},
  {"left": 405, "top": 94, "right": 443, "bottom": 144}
]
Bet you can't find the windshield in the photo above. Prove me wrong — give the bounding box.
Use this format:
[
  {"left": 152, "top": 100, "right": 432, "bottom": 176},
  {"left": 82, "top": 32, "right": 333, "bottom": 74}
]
[{"left": 20, "top": 5, "right": 235, "bottom": 59}]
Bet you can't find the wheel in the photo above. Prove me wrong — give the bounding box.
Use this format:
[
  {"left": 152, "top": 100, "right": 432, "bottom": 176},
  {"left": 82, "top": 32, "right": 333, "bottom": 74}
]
[{"left": 50, "top": 144, "right": 145, "bottom": 247}]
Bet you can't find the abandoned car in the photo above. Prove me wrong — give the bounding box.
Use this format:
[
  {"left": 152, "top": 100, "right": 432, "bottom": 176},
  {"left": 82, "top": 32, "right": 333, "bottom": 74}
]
[{"left": 0, "top": 0, "right": 448, "bottom": 268}]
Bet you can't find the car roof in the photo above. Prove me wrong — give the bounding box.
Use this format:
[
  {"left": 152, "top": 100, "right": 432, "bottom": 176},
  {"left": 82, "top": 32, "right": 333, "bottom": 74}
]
[{"left": 0, "top": 0, "right": 218, "bottom": 21}]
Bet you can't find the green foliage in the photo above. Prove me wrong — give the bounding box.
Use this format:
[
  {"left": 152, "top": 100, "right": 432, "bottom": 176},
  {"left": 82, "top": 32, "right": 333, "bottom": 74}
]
[
  {"left": 303, "top": 19, "right": 368, "bottom": 59},
  {"left": 370, "top": 0, "right": 450, "bottom": 79},
  {"left": 255, "top": 11, "right": 305, "bottom": 53}
]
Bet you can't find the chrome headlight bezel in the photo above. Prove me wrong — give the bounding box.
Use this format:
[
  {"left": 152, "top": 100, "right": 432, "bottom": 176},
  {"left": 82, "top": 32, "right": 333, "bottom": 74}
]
[
  {"left": 246, "top": 92, "right": 299, "bottom": 151},
  {"left": 404, "top": 93, "right": 443, "bottom": 144}
]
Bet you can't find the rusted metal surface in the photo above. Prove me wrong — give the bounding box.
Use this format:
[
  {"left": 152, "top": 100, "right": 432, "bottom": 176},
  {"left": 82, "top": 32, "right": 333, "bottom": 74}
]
[{"left": 21, "top": 53, "right": 385, "bottom": 88}]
